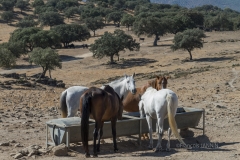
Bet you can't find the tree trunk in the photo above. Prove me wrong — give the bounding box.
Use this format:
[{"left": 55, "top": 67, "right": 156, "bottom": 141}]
[
  {"left": 110, "top": 55, "right": 114, "bottom": 64},
  {"left": 49, "top": 70, "right": 52, "bottom": 78},
  {"left": 153, "top": 34, "right": 158, "bottom": 46},
  {"left": 93, "top": 30, "right": 95, "bottom": 37},
  {"left": 127, "top": 25, "right": 129, "bottom": 31},
  {"left": 188, "top": 50, "right": 193, "bottom": 60},
  {"left": 38, "top": 67, "right": 47, "bottom": 79}
]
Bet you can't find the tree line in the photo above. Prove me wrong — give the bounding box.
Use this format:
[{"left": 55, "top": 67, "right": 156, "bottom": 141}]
[{"left": 0, "top": 0, "right": 239, "bottom": 77}]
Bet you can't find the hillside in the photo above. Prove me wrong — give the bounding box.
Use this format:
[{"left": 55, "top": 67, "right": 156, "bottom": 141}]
[{"left": 151, "top": 0, "right": 240, "bottom": 12}]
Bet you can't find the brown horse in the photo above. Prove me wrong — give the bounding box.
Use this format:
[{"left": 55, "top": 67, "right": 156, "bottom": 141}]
[
  {"left": 79, "top": 85, "right": 123, "bottom": 158},
  {"left": 122, "top": 76, "right": 170, "bottom": 140},
  {"left": 122, "top": 76, "right": 169, "bottom": 112}
]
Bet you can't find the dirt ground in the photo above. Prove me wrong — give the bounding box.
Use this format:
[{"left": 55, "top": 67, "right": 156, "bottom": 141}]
[{"left": 1, "top": 23, "right": 240, "bottom": 160}]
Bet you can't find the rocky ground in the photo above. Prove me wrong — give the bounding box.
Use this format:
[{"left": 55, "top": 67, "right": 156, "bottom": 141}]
[{"left": 0, "top": 26, "right": 240, "bottom": 159}]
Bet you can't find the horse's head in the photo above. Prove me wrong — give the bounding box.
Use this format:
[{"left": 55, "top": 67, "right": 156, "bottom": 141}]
[
  {"left": 125, "top": 73, "right": 136, "bottom": 95},
  {"left": 156, "top": 76, "right": 169, "bottom": 90}
]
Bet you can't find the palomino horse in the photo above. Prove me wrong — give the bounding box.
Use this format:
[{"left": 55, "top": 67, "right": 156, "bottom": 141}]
[
  {"left": 80, "top": 85, "right": 123, "bottom": 157},
  {"left": 138, "top": 87, "right": 187, "bottom": 151},
  {"left": 60, "top": 73, "right": 136, "bottom": 117},
  {"left": 123, "top": 76, "right": 170, "bottom": 140}
]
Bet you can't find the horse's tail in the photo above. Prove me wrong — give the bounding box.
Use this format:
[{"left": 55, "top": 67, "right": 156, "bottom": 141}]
[
  {"left": 81, "top": 92, "right": 91, "bottom": 148},
  {"left": 166, "top": 93, "right": 187, "bottom": 147},
  {"left": 138, "top": 100, "right": 144, "bottom": 118},
  {"left": 116, "top": 94, "right": 123, "bottom": 120},
  {"left": 60, "top": 90, "right": 68, "bottom": 118}
]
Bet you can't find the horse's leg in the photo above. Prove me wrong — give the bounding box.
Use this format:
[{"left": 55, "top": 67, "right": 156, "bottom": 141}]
[
  {"left": 155, "top": 117, "right": 164, "bottom": 152},
  {"left": 97, "top": 121, "right": 104, "bottom": 152},
  {"left": 146, "top": 115, "right": 153, "bottom": 149},
  {"left": 93, "top": 121, "right": 100, "bottom": 157},
  {"left": 111, "top": 117, "right": 118, "bottom": 152},
  {"left": 166, "top": 127, "right": 172, "bottom": 151}
]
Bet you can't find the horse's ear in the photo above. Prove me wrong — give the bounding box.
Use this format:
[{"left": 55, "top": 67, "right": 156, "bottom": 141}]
[
  {"left": 132, "top": 72, "right": 135, "bottom": 77},
  {"left": 166, "top": 76, "right": 171, "bottom": 79}
]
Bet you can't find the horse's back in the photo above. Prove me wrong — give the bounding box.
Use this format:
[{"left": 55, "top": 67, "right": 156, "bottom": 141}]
[
  {"left": 66, "top": 86, "right": 89, "bottom": 95},
  {"left": 154, "top": 89, "right": 178, "bottom": 115},
  {"left": 66, "top": 86, "right": 89, "bottom": 105},
  {"left": 102, "top": 85, "right": 122, "bottom": 119}
]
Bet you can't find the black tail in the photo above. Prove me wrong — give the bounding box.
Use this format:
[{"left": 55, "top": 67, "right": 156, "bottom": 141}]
[
  {"left": 81, "top": 92, "right": 91, "bottom": 149},
  {"left": 60, "top": 91, "right": 68, "bottom": 118}
]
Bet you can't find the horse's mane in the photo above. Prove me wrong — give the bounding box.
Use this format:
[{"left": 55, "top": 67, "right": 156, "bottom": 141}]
[{"left": 104, "top": 76, "right": 126, "bottom": 85}]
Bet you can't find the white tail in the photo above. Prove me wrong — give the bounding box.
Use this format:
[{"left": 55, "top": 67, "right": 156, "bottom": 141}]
[{"left": 166, "top": 93, "right": 187, "bottom": 147}]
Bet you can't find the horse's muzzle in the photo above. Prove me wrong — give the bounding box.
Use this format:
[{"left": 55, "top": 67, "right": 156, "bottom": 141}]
[{"left": 132, "top": 89, "right": 137, "bottom": 95}]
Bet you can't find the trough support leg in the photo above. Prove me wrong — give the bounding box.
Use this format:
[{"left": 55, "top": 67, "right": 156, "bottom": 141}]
[
  {"left": 66, "top": 128, "right": 70, "bottom": 148},
  {"left": 139, "top": 119, "right": 142, "bottom": 146},
  {"left": 202, "top": 109, "right": 205, "bottom": 135},
  {"left": 46, "top": 124, "right": 49, "bottom": 148}
]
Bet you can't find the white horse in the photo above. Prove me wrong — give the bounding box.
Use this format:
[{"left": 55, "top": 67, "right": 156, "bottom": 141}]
[
  {"left": 138, "top": 87, "right": 187, "bottom": 152},
  {"left": 60, "top": 73, "right": 136, "bottom": 117}
]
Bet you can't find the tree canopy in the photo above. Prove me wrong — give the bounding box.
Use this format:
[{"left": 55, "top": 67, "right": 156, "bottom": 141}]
[
  {"left": 121, "top": 14, "right": 135, "bottom": 31},
  {"left": 15, "top": 0, "right": 30, "bottom": 13},
  {"left": 16, "top": 15, "right": 39, "bottom": 28},
  {"left": 89, "top": 29, "right": 140, "bottom": 63},
  {"left": 52, "top": 24, "right": 91, "bottom": 47},
  {"left": 9, "top": 27, "right": 41, "bottom": 52},
  {"left": 84, "top": 16, "right": 105, "bottom": 36},
  {"left": 133, "top": 12, "right": 172, "bottom": 46},
  {"left": 38, "top": 11, "right": 64, "bottom": 27},
  {"left": 1, "top": 11, "right": 14, "bottom": 24}
]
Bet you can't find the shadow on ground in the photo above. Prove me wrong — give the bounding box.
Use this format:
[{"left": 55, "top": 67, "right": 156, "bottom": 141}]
[
  {"left": 105, "top": 58, "right": 157, "bottom": 69},
  {"left": 67, "top": 134, "right": 237, "bottom": 158},
  {"left": 60, "top": 55, "right": 83, "bottom": 62},
  {"left": 192, "top": 57, "right": 233, "bottom": 62}
]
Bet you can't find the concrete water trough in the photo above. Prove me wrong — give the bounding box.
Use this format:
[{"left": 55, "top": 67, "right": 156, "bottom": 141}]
[{"left": 46, "top": 107, "right": 205, "bottom": 148}]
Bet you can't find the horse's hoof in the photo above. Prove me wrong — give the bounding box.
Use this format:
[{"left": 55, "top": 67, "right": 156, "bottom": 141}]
[
  {"left": 154, "top": 148, "right": 159, "bottom": 152},
  {"left": 114, "top": 148, "right": 119, "bottom": 152},
  {"left": 166, "top": 148, "right": 171, "bottom": 152},
  {"left": 93, "top": 153, "right": 98, "bottom": 157},
  {"left": 85, "top": 153, "right": 90, "bottom": 158},
  {"left": 148, "top": 146, "right": 153, "bottom": 150}
]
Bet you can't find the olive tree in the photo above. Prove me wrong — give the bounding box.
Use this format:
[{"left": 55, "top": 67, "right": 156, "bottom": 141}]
[
  {"left": 1, "top": 11, "right": 14, "bottom": 24},
  {"left": 38, "top": 11, "right": 64, "bottom": 27},
  {"left": 52, "top": 24, "right": 90, "bottom": 47},
  {"left": 28, "top": 47, "right": 62, "bottom": 78},
  {"left": 171, "top": 29, "right": 206, "bottom": 60},
  {"left": 133, "top": 12, "right": 172, "bottom": 46},
  {"left": 84, "top": 16, "right": 105, "bottom": 36},
  {"left": 90, "top": 29, "right": 140, "bottom": 64},
  {"left": 15, "top": 0, "right": 30, "bottom": 13}
]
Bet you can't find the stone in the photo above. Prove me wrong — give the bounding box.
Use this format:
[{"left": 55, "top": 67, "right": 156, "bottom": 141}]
[
  {"left": 15, "top": 143, "right": 23, "bottom": 147},
  {"left": 38, "top": 148, "right": 49, "bottom": 154},
  {"left": 52, "top": 144, "right": 68, "bottom": 156},
  {"left": 0, "top": 142, "right": 10, "bottom": 146},
  {"left": 13, "top": 153, "right": 23, "bottom": 159}
]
